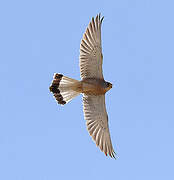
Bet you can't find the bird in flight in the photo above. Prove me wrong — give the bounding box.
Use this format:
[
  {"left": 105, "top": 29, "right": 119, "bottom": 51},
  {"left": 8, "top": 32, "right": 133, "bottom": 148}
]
[{"left": 49, "top": 14, "right": 115, "bottom": 158}]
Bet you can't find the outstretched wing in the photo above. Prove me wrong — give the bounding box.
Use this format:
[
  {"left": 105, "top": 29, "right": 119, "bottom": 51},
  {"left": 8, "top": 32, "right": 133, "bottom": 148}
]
[
  {"left": 83, "top": 94, "right": 115, "bottom": 158},
  {"left": 79, "top": 14, "right": 104, "bottom": 80}
]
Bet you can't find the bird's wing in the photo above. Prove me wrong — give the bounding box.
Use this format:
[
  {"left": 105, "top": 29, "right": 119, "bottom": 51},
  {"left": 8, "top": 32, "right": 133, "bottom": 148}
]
[
  {"left": 83, "top": 94, "right": 115, "bottom": 158},
  {"left": 79, "top": 14, "right": 104, "bottom": 80}
]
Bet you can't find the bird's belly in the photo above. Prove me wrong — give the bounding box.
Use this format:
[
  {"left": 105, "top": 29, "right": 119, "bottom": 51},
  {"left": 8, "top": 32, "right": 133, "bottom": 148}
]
[{"left": 82, "top": 82, "right": 106, "bottom": 95}]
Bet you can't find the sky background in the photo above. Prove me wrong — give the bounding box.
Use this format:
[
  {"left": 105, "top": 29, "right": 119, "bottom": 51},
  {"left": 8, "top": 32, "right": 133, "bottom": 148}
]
[{"left": 0, "top": 0, "right": 174, "bottom": 179}]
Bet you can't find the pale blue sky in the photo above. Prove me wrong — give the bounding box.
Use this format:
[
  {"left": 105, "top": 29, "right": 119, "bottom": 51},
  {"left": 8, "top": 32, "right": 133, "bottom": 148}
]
[{"left": 0, "top": 0, "right": 174, "bottom": 179}]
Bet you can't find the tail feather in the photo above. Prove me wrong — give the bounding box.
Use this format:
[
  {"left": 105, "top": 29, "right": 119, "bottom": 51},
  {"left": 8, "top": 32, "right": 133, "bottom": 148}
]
[{"left": 49, "top": 73, "right": 81, "bottom": 105}]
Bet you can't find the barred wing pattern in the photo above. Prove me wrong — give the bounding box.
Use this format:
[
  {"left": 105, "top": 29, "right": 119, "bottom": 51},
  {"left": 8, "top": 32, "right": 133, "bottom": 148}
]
[
  {"left": 79, "top": 14, "right": 104, "bottom": 80},
  {"left": 83, "top": 94, "right": 115, "bottom": 158}
]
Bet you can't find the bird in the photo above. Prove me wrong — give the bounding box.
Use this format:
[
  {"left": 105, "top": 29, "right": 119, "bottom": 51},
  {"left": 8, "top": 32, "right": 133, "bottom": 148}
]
[{"left": 49, "top": 14, "right": 115, "bottom": 158}]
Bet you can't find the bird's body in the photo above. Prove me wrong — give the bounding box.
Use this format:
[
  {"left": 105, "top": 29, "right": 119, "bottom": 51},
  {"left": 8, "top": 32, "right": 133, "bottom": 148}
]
[
  {"left": 81, "top": 78, "right": 112, "bottom": 95},
  {"left": 49, "top": 14, "right": 115, "bottom": 158}
]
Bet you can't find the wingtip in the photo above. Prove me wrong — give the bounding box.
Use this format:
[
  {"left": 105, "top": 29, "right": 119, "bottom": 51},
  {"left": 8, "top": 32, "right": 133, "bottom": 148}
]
[
  {"left": 112, "top": 151, "right": 117, "bottom": 159},
  {"left": 97, "top": 13, "right": 104, "bottom": 22},
  {"left": 104, "top": 150, "right": 117, "bottom": 159},
  {"left": 101, "top": 16, "right": 104, "bottom": 23},
  {"left": 112, "top": 152, "right": 116, "bottom": 159},
  {"left": 98, "top": 13, "right": 101, "bottom": 19}
]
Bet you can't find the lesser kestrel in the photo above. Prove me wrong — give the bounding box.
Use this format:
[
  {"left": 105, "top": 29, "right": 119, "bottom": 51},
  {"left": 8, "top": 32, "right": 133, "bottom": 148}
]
[{"left": 50, "top": 14, "right": 115, "bottom": 158}]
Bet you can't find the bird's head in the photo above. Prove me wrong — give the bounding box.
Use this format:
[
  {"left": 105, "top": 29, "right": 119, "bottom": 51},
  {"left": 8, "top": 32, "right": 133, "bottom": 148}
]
[{"left": 106, "top": 81, "right": 112, "bottom": 91}]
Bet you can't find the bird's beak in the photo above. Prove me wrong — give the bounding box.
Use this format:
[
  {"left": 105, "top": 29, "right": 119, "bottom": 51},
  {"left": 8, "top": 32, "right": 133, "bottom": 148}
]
[{"left": 110, "top": 84, "right": 113, "bottom": 88}]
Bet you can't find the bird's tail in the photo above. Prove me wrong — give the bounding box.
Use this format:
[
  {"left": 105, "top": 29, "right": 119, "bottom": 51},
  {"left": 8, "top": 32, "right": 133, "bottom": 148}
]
[{"left": 49, "top": 73, "right": 82, "bottom": 105}]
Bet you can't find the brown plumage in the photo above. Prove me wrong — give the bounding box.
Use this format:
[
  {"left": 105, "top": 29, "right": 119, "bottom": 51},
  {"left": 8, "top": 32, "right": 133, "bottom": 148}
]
[{"left": 49, "top": 14, "right": 115, "bottom": 158}]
